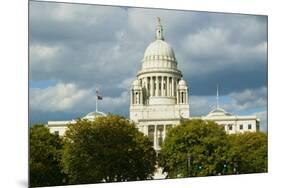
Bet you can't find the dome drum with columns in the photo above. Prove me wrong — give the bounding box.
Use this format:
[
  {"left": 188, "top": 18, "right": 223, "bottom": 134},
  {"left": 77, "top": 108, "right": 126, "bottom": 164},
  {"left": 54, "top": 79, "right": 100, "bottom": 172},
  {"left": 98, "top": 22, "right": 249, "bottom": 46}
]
[{"left": 130, "top": 18, "right": 189, "bottom": 151}]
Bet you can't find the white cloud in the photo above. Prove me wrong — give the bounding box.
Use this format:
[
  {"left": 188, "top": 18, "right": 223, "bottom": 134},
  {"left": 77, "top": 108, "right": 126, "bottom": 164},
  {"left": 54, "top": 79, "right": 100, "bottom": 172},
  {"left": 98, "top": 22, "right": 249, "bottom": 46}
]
[
  {"left": 182, "top": 27, "right": 228, "bottom": 59},
  {"left": 100, "top": 91, "right": 130, "bottom": 113},
  {"left": 30, "top": 44, "right": 60, "bottom": 64},
  {"left": 30, "top": 83, "right": 92, "bottom": 112},
  {"left": 179, "top": 26, "right": 267, "bottom": 76},
  {"left": 225, "top": 86, "right": 267, "bottom": 111},
  {"left": 190, "top": 87, "right": 267, "bottom": 116},
  {"left": 116, "top": 77, "right": 135, "bottom": 89},
  {"left": 30, "top": 82, "right": 129, "bottom": 115},
  {"left": 189, "top": 95, "right": 213, "bottom": 116}
]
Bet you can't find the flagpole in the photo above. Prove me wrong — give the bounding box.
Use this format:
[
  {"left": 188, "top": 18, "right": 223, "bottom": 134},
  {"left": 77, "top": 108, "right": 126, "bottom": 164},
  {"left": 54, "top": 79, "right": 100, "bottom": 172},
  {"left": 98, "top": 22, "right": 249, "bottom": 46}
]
[
  {"left": 216, "top": 84, "right": 219, "bottom": 109},
  {"left": 96, "top": 88, "right": 98, "bottom": 112}
]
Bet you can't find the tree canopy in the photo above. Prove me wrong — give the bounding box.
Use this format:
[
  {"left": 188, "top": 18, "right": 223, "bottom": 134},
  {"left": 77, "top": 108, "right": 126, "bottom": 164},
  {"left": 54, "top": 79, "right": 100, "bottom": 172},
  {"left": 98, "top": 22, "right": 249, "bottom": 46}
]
[
  {"left": 29, "top": 118, "right": 267, "bottom": 186},
  {"left": 62, "top": 115, "right": 156, "bottom": 184},
  {"left": 226, "top": 132, "right": 267, "bottom": 174},
  {"left": 159, "top": 119, "right": 229, "bottom": 178},
  {"left": 158, "top": 119, "right": 268, "bottom": 178},
  {"left": 30, "top": 124, "right": 66, "bottom": 187}
]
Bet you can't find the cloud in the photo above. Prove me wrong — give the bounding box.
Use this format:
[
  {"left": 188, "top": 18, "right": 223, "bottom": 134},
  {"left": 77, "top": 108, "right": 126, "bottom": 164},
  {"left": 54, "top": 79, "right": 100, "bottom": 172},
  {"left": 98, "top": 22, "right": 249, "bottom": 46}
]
[
  {"left": 30, "top": 82, "right": 130, "bottom": 117},
  {"left": 29, "top": 2, "right": 267, "bottom": 125},
  {"left": 190, "top": 86, "right": 267, "bottom": 117},
  {"left": 30, "top": 82, "right": 93, "bottom": 112},
  {"left": 189, "top": 96, "right": 213, "bottom": 116},
  {"left": 30, "top": 2, "right": 267, "bottom": 94},
  {"left": 189, "top": 87, "right": 267, "bottom": 132},
  {"left": 224, "top": 86, "right": 267, "bottom": 111}
]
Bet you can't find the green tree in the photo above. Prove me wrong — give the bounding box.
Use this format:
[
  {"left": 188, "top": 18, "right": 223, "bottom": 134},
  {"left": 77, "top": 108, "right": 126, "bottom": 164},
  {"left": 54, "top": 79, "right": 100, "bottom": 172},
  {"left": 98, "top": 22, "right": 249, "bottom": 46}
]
[
  {"left": 62, "top": 115, "right": 156, "bottom": 184},
  {"left": 158, "top": 119, "right": 229, "bottom": 178},
  {"left": 226, "top": 132, "right": 267, "bottom": 174},
  {"left": 30, "top": 124, "right": 66, "bottom": 187}
]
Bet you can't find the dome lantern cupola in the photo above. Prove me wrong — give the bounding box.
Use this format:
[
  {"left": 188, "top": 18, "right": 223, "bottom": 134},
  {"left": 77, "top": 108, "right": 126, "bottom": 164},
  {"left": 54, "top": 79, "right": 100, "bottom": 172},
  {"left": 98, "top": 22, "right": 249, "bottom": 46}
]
[{"left": 156, "top": 17, "right": 164, "bottom": 40}]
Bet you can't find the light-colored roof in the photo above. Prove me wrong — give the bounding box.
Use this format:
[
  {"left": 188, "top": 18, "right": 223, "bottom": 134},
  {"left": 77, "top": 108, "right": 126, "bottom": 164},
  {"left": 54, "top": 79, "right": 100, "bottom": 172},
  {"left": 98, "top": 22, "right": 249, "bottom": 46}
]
[
  {"left": 206, "top": 107, "right": 232, "bottom": 117},
  {"left": 143, "top": 40, "right": 176, "bottom": 62},
  {"left": 47, "top": 111, "right": 106, "bottom": 127},
  {"left": 83, "top": 111, "right": 106, "bottom": 120}
]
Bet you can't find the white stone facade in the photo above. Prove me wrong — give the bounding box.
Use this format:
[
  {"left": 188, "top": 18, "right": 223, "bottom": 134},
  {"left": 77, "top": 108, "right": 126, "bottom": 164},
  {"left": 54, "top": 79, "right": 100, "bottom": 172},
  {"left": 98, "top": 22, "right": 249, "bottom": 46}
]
[
  {"left": 199, "top": 108, "right": 259, "bottom": 134},
  {"left": 47, "top": 111, "right": 106, "bottom": 136},
  {"left": 130, "top": 18, "right": 190, "bottom": 151}
]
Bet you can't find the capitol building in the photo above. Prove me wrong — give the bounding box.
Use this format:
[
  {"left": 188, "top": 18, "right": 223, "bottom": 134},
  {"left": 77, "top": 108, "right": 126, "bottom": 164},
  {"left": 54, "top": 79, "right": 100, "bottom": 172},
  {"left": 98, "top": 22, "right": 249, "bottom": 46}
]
[
  {"left": 47, "top": 18, "right": 260, "bottom": 151},
  {"left": 129, "top": 18, "right": 259, "bottom": 151},
  {"left": 130, "top": 18, "right": 190, "bottom": 151}
]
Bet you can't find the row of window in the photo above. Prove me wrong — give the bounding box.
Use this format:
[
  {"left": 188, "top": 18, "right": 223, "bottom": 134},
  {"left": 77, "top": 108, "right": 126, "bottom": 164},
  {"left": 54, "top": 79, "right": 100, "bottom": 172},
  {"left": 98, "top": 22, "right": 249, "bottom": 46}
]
[{"left": 227, "top": 124, "right": 252, "bottom": 131}]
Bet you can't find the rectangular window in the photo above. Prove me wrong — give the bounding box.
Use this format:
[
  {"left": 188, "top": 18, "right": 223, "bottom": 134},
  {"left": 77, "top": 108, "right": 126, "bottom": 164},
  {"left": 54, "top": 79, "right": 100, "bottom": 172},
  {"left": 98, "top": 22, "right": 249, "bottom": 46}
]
[
  {"left": 239, "top": 124, "right": 243, "bottom": 130},
  {"left": 228, "top": 124, "right": 233, "bottom": 130},
  {"left": 248, "top": 124, "right": 252, "bottom": 130},
  {"left": 54, "top": 131, "right": 59, "bottom": 135}
]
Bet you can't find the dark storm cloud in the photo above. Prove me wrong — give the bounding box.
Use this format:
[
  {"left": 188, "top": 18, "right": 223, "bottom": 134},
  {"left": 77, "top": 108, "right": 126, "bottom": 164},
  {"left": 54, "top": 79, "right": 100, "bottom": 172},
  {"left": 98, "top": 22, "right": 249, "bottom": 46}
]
[
  {"left": 29, "top": 1, "right": 267, "bottom": 124},
  {"left": 30, "top": 2, "right": 267, "bottom": 94},
  {"left": 185, "top": 59, "right": 267, "bottom": 96},
  {"left": 30, "top": 2, "right": 128, "bottom": 44}
]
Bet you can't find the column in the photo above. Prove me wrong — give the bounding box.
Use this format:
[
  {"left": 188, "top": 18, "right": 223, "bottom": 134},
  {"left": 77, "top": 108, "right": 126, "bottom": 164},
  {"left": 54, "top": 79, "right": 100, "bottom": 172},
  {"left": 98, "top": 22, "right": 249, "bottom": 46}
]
[
  {"left": 176, "top": 89, "right": 179, "bottom": 104},
  {"left": 166, "top": 77, "right": 168, "bottom": 96},
  {"left": 146, "top": 77, "right": 149, "bottom": 92},
  {"left": 172, "top": 77, "right": 175, "bottom": 97},
  {"left": 145, "top": 77, "right": 148, "bottom": 104},
  {"left": 185, "top": 90, "right": 188, "bottom": 104},
  {"left": 163, "top": 77, "right": 166, "bottom": 96},
  {"left": 156, "top": 76, "right": 159, "bottom": 96},
  {"left": 166, "top": 76, "right": 170, "bottom": 96},
  {"left": 154, "top": 125, "right": 157, "bottom": 149},
  {"left": 140, "top": 90, "right": 143, "bottom": 104},
  {"left": 161, "top": 76, "right": 164, "bottom": 96},
  {"left": 151, "top": 76, "right": 154, "bottom": 96},
  {"left": 169, "top": 77, "right": 172, "bottom": 96},
  {"left": 180, "top": 91, "right": 182, "bottom": 104},
  {"left": 165, "top": 77, "right": 167, "bottom": 96},
  {"left": 150, "top": 77, "right": 153, "bottom": 96}
]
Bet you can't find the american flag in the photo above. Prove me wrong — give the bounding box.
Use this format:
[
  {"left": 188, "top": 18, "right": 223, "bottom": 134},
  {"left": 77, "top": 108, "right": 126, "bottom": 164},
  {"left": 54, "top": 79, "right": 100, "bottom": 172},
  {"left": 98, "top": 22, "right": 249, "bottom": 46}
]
[{"left": 96, "top": 89, "right": 103, "bottom": 100}]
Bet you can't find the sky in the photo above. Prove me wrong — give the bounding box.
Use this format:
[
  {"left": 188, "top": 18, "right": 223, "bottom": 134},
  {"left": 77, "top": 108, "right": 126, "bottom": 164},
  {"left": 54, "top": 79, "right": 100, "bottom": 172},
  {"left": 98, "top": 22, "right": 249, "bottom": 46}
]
[{"left": 29, "top": 1, "right": 268, "bottom": 131}]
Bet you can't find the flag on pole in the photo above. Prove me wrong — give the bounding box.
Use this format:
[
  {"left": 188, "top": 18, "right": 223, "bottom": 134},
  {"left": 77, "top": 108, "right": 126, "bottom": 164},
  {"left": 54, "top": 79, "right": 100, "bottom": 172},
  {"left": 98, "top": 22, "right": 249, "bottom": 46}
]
[{"left": 96, "top": 89, "right": 103, "bottom": 100}]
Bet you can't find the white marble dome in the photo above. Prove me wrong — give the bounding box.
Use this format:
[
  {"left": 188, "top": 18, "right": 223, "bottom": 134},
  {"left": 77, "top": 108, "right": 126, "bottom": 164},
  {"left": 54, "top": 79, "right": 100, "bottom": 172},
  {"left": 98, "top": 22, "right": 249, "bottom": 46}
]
[{"left": 143, "top": 40, "right": 176, "bottom": 62}]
